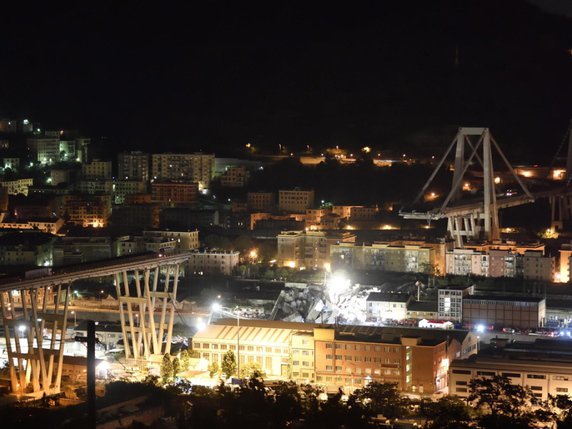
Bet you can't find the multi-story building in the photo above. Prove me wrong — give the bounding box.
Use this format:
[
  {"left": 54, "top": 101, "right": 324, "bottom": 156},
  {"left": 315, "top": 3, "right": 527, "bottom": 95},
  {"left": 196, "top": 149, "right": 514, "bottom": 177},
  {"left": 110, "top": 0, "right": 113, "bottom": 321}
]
[
  {"left": 406, "top": 301, "right": 438, "bottom": 320},
  {"left": 250, "top": 213, "right": 305, "bottom": 230},
  {"left": 151, "top": 181, "right": 198, "bottom": 205},
  {"left": 118, "top": 151, "right": 150, "bottom": 182},
  {"left": 53, "top": 236, "right": 122, "bottom": 265},
  {"left": 445, "top": 248, "right": 489, "bottom": 276},
  {"left": 462, "top": 295, "right": 546, "bottom": 329},
  {"left": 192, "top": 320, "right": 478, "bottom": 394},
  {"left": 142, "top": 229, "right": 199, "bottom": 251},
  {"left": 331, "top": 241, "right": 445, "bottom": 275},
  {"left": 278, "top": 188, "right": 315, "bottom": 213},
  {"left": 349, "top": 206, "right": 379, "bottom": 221},
  {"left": 188, "top": 249, "right": 239, "bottom": 275},
  {"left": 366, "top": 292, "right": 411, "bottom": 321},
  {"left": 220, "top": 165, "right": 250, "bottom": 187},
  {"left": 77, "top": 179, "right": 113, "bottom": 195},
  {"left": 437, "top": 285, "right": 474, "bottom": 322},
  {"left": 113, "top": 180, "right": 148, "bottom": 204},
  {"left": 449, "top": 338, "right": 572, "bottom": 400},
  {"left": 332, "top": 206, "right": 358, "bottom": 219},
  {"left": 522, "top": 251, "right": 554, "bottom": 282},
  {"left": 160, "top": 208, "right": 220, "bottom": 229},
  {"left": 278, "top": 230, "right": 356, "bottom": 269},
  {"left": 488, "top": 249, "right": 517, "bottom": 277},
  {"left": 559, "top": 244, "right": 572, "bottom": 283},
  {"left": 110, "top": 204, "right": 161, "bottom": 230},
  {"left": 118, "top": 235, "right": 177, "bottom": 256},
  {"left": 81, "top": 160, "right": 112, "bottom": 179},
  {"left": 305, "top": 208, "right": 329, "bottom": 228},
  {"left": 0, "top": 232, "right": 54, "bottom": 266},
  {"left": 63, "top": 194, "right": 111, "bottom": 228},
  {"left": 151, "top": 153, "right": 215, "bottom": 189},
  {"left": 247, "top": 192, "right": 275, "bottom": 212},
  {"left": 0, "top": 218, "right": 64, "bottom": 234},
  {"left": 0, "top": 178, "right": 34, "bottom": 196},
  {"left": 28, "top": 137, "right": 60, "bottom": 164}
]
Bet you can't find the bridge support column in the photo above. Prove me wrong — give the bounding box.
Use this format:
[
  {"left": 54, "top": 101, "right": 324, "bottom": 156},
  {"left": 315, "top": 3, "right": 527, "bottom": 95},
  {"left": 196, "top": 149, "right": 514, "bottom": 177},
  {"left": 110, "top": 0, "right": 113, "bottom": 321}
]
[
  {"left": 550, "top": 195, "right": 572, "bottom": 231},
  {"left": 116, "top": 261, "right": 182, "bottom": 361},
  {"left": 0, "top": 284, "right": 70, "bottom": 397},
  {"left": 448, "top": 213, "right": 481, "bottom": 248}
]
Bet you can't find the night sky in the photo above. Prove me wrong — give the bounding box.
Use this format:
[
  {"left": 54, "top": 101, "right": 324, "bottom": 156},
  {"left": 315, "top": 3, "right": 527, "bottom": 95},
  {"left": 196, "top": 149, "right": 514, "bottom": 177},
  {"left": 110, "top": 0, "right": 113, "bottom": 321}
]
[{"left": 0, "top": 1, "right": 571, "bottom": 162}]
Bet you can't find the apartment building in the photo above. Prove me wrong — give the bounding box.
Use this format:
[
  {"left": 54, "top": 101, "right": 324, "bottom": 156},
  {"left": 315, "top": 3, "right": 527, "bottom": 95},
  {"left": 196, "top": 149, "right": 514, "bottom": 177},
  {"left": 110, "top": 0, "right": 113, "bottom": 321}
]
[
  {"left": 331, "top": 241, "right": 445, "bottom": 275},
  {"left": 192, "top": 320, "right": 478, "bottom": 394},
  {"left": 462, "top": 295, "right": 546, "bottom": 329},
  {"left": 28, "top": 137, "right": 59, "bottom": 164},
  {"left": 110, "top": 204, "right": 161, "bottom": 230},
  {"left": 0, "top": 178, "right": 34, "bottom": 196},
  {"left": 560, "top": 244, "right": 572, "bottom": 283},
  {"left": 0, "top": 232, "right": 54, "bottom": 266},
  {"left": 366, "top": 292, "right": 411, "bottom": 321},
  {"left": 247, "top": 192, "right": 275, "bottom": 211},
  {"left": 437, "top": 285, "right": 474, "bottom": 322},
  {"left": 445, "top": 248, "right": 489, "bottom": 276},
  {"left": 113, "top": 180, "right": 148, "bottom": 204},
  {"left": 278, "top": 188, "right": 315, "bottom": 213},
  {"left": 277, "top": 230, "right": 356, "bottom": 268},
  {"left": 53, "top": 236, "right": 121, "bottom": 264},
  {"left": 82, "top": 160, "right": 112, "bottom": 179},
  {"left": 0, "top": 217, "right": 64, "bottom": 234},
  {"left": 449, "top": 338, "right": 572, "bottom": 400},
  {"left": 220, "top": 165, "right": 250, "bottom": 187},
  {"left": 77, "top": 179, "right": 113, "bottom": 194},
  {"left": 151, "top": 181, "right": 199, "bottom": 205},
  {"left": 63, "top": 194, "right": 111, "bottom": 227},
  {"left": 522, "top": 251, "right": 554, "bottom": 282},
  {"left": 118, "top": 151, "right": 150, "bottom": 182},
  {"left": 188, "top": 249, "right": 240, "bottom": 275},
  {"left": 488, "top": 249, "right": 517, "bottom": 277},
  {"left": 151, "top": 153, "right": 215, "bottom": 189},
  {"left": 142, "top": 229, "right": 199, "bottom": 251}
]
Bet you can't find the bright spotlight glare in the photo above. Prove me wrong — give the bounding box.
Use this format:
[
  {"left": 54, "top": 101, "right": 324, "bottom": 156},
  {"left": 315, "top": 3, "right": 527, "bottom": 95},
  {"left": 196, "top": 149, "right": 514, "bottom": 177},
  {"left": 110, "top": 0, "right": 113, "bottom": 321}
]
[
  {"left": 327, "top": 271, "right": 351, "bottom": 298},
  {"left": 196, "top": 321, "right": 207, "bottom": 332},
  {"left": 211, "top": 302, "right": 222, "bottom": 312},
  {"left": 475, "top": 324, "right": 485, "bottom": 333}
]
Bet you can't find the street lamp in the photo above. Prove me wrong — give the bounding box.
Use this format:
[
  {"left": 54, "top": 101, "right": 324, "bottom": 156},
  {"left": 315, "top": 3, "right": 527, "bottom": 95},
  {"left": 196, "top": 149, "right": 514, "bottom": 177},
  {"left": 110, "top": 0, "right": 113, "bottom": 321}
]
[{"left": 211, "top": 303, "right": 241, "bottom": 378}]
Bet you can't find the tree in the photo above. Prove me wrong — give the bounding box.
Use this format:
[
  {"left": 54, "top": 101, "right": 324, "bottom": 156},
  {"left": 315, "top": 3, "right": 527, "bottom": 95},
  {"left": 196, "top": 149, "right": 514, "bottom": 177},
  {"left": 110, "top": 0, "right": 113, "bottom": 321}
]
[
  {"left": 208, "top": 361, "right": 219, "bottom": 378},
  {"left": 240, "top": 361, "right": 266, "bottom": 379},
  {"left": 420, "top": 396, "right": 473, "bottom": 429},
  {"left": 172, "top": 356, "right": 181, "bottom": 378},
  {"left": 160, "top": 353, "right": 173, "bottom": 383},
  {"left": 221, "top": 350, "right": 237, "bottom": 379},
  {"left": 468, "top": 375, "right": 551, "bottom": 429},
  {"left": 180, "top": 349, "right": 190, "bottom": 371},
  {"left": 351, "top": 382, "right": 408, "bottom": 419}
]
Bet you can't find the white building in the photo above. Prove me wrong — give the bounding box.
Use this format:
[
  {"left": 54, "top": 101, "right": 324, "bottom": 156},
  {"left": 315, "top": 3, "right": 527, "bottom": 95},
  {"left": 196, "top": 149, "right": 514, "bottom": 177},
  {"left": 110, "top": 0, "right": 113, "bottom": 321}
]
[
  {"left": 445, "top": 248, "right": 488, "bottom": 276},
  {"left": 188, "top": 249, "right": 240, "bottom": 275},
  {"left": 366, "top": 292, "right": 411, "bottom": 321},
  {"left": 437, "top": 285, "right": 474, "bottom": 322}
]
